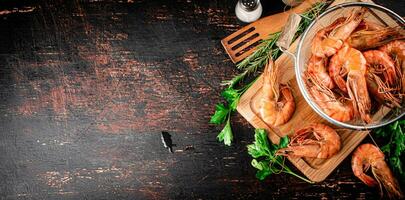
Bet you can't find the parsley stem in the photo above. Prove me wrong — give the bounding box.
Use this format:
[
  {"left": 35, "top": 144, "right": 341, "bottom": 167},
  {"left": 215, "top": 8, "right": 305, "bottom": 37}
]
[
  {"left": 285, "top": 168, "right": 314, "bottom": 184},
  {"left": 274, "top": 158, "right": 314, "bottom": 184}
]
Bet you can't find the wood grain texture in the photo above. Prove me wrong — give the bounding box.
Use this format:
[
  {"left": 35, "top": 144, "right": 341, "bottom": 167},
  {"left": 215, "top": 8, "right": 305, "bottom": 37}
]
[{"left": 0, "top": 0, "right": 403, "bottom": 199}]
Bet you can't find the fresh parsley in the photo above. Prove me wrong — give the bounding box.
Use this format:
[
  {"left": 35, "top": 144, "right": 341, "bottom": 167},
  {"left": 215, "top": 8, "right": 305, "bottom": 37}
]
[
  {"left": 217, "top": 115, "right": 233, "bottom": 146},
  {"left": 247, "top": 129, "right": 314, "bottom": 183},
  {"left": 210, "top": 80, "right": 256, "bottom": 146},
  {"left": 209, "top": 103, "right": 229, "bottom": 125}
]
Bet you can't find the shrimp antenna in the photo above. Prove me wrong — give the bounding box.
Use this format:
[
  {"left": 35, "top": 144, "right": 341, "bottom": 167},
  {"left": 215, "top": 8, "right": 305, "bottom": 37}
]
[{"left": 265, "top": 58, "right": 280, "bottom": 101}]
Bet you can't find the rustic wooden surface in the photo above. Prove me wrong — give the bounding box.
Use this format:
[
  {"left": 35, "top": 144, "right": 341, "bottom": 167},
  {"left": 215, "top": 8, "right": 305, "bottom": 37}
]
[{"left": 0, "top": 0, "right": 403, "bottom": 199}]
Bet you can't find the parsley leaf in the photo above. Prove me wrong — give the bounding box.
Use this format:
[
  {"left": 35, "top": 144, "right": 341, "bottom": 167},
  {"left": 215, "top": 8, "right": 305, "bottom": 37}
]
[
  {"left": 252, "top": 159, "right": 272, "bottom": 180},
  {"left": 217, "top": 118, "right": 233, "bottom": 146},
  {"left": 221, "top": 88, "right": 240, "bottom": 111},
  {"left": 247, "top": 129, "right": 271, "bottom": 157},
  {"left": 209, "top": 103, "right": 230, "bottom": 125},
  {"left": 210, "top": 79, "right": 257, "bottom": 146}
]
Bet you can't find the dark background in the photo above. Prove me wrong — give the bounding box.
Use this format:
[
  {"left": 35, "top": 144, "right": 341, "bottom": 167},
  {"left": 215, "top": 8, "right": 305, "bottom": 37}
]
[{"left": 0, "top": 0, "right": 404, "bottom": 199}]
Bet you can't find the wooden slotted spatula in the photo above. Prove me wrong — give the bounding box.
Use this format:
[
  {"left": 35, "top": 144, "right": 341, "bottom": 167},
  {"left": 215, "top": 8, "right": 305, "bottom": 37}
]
[{"left": 221, "top": 0, "right": 320, "bottom": 63}]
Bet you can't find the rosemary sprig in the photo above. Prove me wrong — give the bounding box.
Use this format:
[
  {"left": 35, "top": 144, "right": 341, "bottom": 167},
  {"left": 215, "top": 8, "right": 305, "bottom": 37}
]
[{"left": 222, "top": 32, "right": 281, "bottom": 88}]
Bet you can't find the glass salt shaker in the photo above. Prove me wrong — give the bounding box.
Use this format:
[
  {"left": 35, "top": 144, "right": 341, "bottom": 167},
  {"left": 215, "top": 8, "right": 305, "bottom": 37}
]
[{"left": 235, "top": 0, "right": 263, "bottom": 23}]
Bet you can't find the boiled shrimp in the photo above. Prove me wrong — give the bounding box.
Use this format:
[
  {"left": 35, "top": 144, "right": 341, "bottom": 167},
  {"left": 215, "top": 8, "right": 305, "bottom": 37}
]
[
  {"left": 329, "top": 43, "right": 372, "bottom": 123},
  {"left": 312, "top": 8, "right": 366, "bottom": 58},
  {"left": 363, "top": 50, "right": 401, "bottom": 107},
  {"left": 352, "top": 143, "right": 403, "bottom": 199},
  {"left": 347, "top": 27, "right": 404, "bottom": 50},
  {"left": 276, "top": 123, "right": 341, "bottom": 159},
  {"left": 380, "top": 40, "right": 405, "bottom": 93},
  {"left": 260, "top": 58, "right": 295, "bottom": 126},
  {"left": 306, "top": 72, "right": 354, "bottom": 122},
  {"left": 307, "top": 55, "right": 334, "bottom": 89},
  {"left": 363, "top": 50, "right": 399, "bottom": 86},
  {"left": 380, "top": 40, "right": 405, "bottom": 69},
  {"left": 311, "top": 17, "right": 346, "bottom": 58}
]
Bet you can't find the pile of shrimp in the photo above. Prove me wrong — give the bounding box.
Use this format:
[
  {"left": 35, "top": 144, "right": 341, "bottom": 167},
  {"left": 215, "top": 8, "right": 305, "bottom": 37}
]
[
  {"left": 305, "top": 7, "right": 405, "bottom": 124},
  {"left": 257, "top": 8, "right": 404, "bottom": 198}
]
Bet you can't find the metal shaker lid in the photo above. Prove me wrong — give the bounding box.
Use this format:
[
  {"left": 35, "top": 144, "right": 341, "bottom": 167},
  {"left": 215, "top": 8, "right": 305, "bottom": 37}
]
[{"left": 240, "top": 0, "right": 260, "bottom": 12}]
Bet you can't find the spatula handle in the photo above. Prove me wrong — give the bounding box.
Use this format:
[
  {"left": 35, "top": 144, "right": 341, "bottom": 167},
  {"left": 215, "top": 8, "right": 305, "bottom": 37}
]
[{"left": 277, "top": 13, "right": 302, "bottom": 51}]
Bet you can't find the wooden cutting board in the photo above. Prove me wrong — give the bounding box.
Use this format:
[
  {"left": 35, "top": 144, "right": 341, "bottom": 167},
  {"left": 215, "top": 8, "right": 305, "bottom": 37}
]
[{"left": 236, "top": 0, "right": 398, "bottom": 182}]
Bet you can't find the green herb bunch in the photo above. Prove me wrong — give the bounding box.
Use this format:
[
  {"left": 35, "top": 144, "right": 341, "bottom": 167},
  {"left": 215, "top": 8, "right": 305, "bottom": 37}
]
[
  {"left": 210, "top": 2, "right": 329, "bottom": 146},
  {"left": 247, "top": 129, "right": 314, "bottom": 183},
  {"left": 209, "top": 80, "right": 256, "bottom": 145},
  {"left": 375, "top": 119, "right": 405, "bottom": 183}
]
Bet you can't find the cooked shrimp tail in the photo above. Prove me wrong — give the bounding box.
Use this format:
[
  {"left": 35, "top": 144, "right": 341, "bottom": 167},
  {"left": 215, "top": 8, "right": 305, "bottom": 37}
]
[
  {"left": 307, "top": 55, "right": 334, "bottom": 89},
  {"left": 373, "top": 162, "right": 404, "bottom": 199},
  {"left": 346, "top": 72, "right": 372, "bottom": 123},
  {"left": 329, "top": 43, "right": 372, "bottom": 123}
]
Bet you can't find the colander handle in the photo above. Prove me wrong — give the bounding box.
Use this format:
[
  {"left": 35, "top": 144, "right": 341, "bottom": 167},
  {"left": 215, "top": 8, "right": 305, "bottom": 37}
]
[{"left": 276, "top": 13, "right": 301, "bottom": 61}]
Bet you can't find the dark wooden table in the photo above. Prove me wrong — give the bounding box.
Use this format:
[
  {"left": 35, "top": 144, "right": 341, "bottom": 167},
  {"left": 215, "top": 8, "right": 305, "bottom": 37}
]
[{"left": 0, "top": 0, "right": 404, "bottom": 199}]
